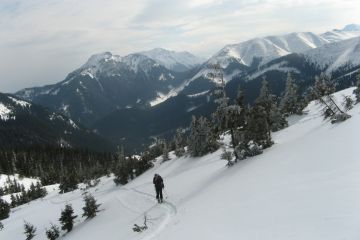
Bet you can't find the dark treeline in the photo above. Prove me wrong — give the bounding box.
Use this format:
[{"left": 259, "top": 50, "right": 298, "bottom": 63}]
[
  {"left": 0, "top": 145, "right": 156, "bottom": 194},
  {"left": 0, "top": 146, "right": 113, "bottom": 186}
]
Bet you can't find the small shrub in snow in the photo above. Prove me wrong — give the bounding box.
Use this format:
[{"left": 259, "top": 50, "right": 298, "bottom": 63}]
[
  {"left": 82, "top": 194, "right": 101, "bottom": 219},
  {"left": 24, "top": 221, "right": 36, "bottom": 240},
  {"left": 45, "top": 224, "right": 60, "bottom": 240},
  {"left": 221, "top": 148, "right": 233, "bottom": 161},
  {"left": 59, "top": 204, "right": 77, "bottom": 233},
  {"left": 221, "top": 148, "right": 234, "bottom": 166},
  {"left": 0, "top": 221, "right": 4, "bottom": 231},
  {"left": 234, "top": 144, "right": 248, "bottom": 161}
]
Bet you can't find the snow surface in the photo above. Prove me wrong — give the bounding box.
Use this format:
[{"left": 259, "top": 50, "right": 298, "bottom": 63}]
[{"left": 1, "top": 87, "right": 360, "bottom": 240}]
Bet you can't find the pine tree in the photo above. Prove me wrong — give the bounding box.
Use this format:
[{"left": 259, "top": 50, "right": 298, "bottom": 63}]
[
  {"left": 24, "top": 221, "right": 36, "bottom": 240},
  {"left": 270, "top": 97, "right": 288, "bottom": 132},
  {"left": 280, "top": 72, "right": 302, "bottom": 115},
  {"left": 256, "top": 79, "right": 287, "bottom": 133},
  {"left": 174, "top": 128, "right": 186, "bottom": 157},
  {"left": 59, "top": 204, "right": 77, "bottom": 233},
  {"left": 188, "top": 116, "right": 218, "bottom": 157},
  {"left": 246, "top": 104, "right": 272, "bottom": 149},
  {"left": 210, "top": 63, "right": 229, "bottom": 134},
  {"left": 113, "top": 146, "right": 129, "bottom": 185},
  {"left": 354, "top": 71, "right": 360, "bottom": 103},
  {"left": 45, "top": 224, "right": 60, "bottom": 240},
  {"left": 162, "top": 142, "right": 170, "bottom": 161},
  {"left": 82, "top": 194, "right": 101, "bottom": 219},
  {"left": 0, "top": 198, "right": 10, "bottom": 220}
]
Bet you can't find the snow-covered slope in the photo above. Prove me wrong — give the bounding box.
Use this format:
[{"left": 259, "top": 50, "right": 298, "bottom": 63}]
[
  {"left": 139, "top": 48, "right": 204, "bottom": 72},
  {"left": 305, "top": 36, "right": 360, "bottom": 72},
  {"left": 2, "top": 87, "right": 359, "bottom": 240},
  {"left": 208, "top": 32, "right": 328, "bottom": 68}
]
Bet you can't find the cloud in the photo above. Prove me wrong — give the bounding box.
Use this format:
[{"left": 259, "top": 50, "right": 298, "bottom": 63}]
[{"left": 0, "top": 0, "right": 359, "bottom": 92}]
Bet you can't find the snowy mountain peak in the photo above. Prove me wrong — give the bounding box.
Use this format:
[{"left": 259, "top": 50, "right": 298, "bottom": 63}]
[
  {"left": 82, "top": 52, "right": 122, "bottom": 69},
  {"left": 342, "top": 24, "right": 360, "bottom": 32},
  {"left": 139, "top": 48, "right": 204, "bottom": 72}
]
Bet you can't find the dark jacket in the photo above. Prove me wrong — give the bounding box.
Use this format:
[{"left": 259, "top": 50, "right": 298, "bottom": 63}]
[{"left": 153, "top": 175, "right": 164, "bottom": 189}]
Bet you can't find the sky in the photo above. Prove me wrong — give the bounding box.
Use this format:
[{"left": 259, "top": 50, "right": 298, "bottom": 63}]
[{"left": 0, "top": 0, "right": 359, "bottom": 93}]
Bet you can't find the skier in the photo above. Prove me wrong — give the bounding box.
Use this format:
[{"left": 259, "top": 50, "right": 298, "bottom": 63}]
[{"left": 153, "top": 174, "right": 164, "bottom": 203}]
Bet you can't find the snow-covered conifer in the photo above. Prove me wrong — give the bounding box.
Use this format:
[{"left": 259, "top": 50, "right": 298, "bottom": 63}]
[
  {"left": 82, "top": 194, "right": 101, "bottom": 219},
  {"left": 59, "top": 204, "right": 77, "bottom": 233},
  {"left": 24, "top": 221, "right": 36, "bottom": 240}
]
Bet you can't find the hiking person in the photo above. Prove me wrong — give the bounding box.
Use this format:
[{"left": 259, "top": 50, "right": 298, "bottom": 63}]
[{"left": 153, "top": 174, "right": 164, "bottom": 203}]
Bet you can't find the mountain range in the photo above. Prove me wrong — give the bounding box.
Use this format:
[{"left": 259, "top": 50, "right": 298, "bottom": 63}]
[{"left": 12, "top": 24, "right": 360, "bottom": 152}]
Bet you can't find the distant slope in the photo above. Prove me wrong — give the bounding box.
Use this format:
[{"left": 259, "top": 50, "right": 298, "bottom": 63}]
[{"left": 0, "top": 93, "right": 114, "bottom": 152}]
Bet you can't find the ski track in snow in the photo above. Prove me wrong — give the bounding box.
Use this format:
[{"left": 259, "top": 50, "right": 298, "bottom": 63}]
[
  {"left": 45, "top": 182, "right": 177, "bottom": 240},
  {"left": 119, "top": 187, "right": 177, "bottom": 240}
]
